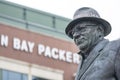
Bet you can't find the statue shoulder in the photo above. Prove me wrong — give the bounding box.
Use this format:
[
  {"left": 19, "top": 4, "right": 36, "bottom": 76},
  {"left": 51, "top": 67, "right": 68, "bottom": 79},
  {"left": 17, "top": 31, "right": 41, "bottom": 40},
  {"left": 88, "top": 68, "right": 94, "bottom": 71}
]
[
  {"left": 106, "top": 39, "right": 120, "bottom": 51},
  {"left": 112, "top": 39, "right": 120, "bottom": 46},
  {"left": 114, "top": 40, "right": 120, "bottom": 78}
]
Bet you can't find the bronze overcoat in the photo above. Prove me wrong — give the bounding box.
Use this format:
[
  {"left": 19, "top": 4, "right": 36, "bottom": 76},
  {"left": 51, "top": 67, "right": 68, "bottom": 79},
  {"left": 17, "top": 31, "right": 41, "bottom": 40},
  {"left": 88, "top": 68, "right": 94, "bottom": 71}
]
[{"left": 75, "top": 39, "right": 120, "bottom": 80}]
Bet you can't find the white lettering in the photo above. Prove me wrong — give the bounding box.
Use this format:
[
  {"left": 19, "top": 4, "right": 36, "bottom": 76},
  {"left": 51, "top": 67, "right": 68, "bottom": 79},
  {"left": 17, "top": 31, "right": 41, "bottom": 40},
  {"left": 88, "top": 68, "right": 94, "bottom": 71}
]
[
  {"left": 38, "top": 44, "right": 45, "bottom": 55},
  {"left": 37, "top": 45, "right": 80, "bottom": 64},
  {"left": 73, "top": 53, "right": 80, "bottom": 64},
  {"left": 0, "top": 34, "right": 80, "bottom": 64},
  {"left": 21, "top": 40, "right": 28, "bottom": 52},
  {"left": 13, "top": 37, "right": 35, "bottom": 53},
  {"left": 59, "top": 50, "right": 66, "bottom": 61},
  {"left": 66, "top": 51, "right": 72, "bottom": 63},
  {"left": 13, "top": 37, "right": 20, "bottom": 50},
  {"left": 1, "top": 35, "right": 8, "bottom": 47},
  {"left": 51, "top": 48, "right": 58, "bottom": 59},
  {"left": 28, "top": 41, "right": 35, "bottom": 53},
  {"left": 44, "top": 46, "right": 51, "bottom": 58}
]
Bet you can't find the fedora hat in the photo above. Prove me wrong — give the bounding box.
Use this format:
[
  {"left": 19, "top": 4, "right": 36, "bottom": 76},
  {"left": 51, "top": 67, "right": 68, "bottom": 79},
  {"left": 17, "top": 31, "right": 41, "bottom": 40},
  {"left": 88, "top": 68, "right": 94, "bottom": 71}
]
[{"left": 65, "top": 7, "right": 111, "bottom": 39}]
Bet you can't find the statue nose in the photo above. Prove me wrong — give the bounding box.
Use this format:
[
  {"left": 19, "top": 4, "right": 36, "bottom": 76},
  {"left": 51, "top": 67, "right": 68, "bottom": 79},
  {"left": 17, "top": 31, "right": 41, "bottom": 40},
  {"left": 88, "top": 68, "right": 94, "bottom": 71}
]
[{"left": 73, "top": 32, "right": 80, "bottom": 39}]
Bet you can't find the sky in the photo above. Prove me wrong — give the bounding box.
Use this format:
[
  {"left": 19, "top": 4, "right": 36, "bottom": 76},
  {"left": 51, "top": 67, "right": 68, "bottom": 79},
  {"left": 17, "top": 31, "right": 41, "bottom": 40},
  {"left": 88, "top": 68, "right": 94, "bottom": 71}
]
[{"left": 6, "top": 0, "right": 120, "bottom": 41}]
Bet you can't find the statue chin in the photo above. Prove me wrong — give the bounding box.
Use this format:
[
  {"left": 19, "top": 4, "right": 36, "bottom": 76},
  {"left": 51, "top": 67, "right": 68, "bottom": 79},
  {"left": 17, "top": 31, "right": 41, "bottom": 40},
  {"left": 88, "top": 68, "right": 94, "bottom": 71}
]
[{"left": 77, "top": 41, "right": 88, "bottom": 51}]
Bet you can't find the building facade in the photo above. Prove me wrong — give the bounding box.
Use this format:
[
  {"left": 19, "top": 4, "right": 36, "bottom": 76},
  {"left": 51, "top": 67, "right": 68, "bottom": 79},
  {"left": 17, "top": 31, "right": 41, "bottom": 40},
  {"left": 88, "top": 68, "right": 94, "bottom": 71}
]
[{"left": 0, "top": 1, "right": 81, "bottom": 80}]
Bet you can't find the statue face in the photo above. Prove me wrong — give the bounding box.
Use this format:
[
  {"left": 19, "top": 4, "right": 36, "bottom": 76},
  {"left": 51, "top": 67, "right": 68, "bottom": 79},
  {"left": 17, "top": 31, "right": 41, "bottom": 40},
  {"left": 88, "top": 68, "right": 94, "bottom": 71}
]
[{"left": 72, "top": 21, "right": 99, "bottom": 51}]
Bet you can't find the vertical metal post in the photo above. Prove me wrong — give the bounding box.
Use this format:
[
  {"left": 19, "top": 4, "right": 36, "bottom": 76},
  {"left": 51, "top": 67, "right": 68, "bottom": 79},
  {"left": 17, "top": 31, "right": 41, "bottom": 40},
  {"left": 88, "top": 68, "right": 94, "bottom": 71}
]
[
  {"left": 52, "top": 16, "right": 56, "bottom": 28},
  {"left": 23, "top": 8, "right": 28, "bottom": 29}
]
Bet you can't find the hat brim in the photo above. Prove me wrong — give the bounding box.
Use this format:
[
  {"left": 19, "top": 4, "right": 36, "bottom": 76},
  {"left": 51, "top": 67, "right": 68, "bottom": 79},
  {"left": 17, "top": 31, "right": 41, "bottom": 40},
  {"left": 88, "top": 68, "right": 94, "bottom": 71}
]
[{"left": 65, "top": 17, "right": 111, "bottom": 39}]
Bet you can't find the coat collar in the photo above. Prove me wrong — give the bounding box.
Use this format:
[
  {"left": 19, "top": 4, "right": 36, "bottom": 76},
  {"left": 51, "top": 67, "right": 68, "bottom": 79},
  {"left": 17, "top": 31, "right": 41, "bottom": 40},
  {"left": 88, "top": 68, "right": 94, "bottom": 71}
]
[{"left": 76, "top": 39, "right": 109, "bottom": 80}]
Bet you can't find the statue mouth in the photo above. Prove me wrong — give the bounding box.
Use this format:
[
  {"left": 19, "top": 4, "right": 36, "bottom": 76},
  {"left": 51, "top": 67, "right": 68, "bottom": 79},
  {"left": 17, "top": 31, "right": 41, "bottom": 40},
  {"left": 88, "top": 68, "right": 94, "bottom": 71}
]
[{"left": 75, "top": 38, "right": 86, "bottom": 45}]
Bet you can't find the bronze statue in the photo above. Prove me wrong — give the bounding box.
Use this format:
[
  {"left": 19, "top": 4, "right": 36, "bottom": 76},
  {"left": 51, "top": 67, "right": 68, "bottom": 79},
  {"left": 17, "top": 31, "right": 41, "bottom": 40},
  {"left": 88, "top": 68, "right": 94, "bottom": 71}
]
[{"left": 65, "top": 7, "right": 120, "bottom": 80}]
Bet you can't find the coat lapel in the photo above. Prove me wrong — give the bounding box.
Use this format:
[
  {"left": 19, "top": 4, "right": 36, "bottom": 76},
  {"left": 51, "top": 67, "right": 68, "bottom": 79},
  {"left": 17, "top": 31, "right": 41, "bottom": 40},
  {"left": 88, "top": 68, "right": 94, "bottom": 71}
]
[{"left": 76, "top": 39, "right": 109, "bottom": 80}]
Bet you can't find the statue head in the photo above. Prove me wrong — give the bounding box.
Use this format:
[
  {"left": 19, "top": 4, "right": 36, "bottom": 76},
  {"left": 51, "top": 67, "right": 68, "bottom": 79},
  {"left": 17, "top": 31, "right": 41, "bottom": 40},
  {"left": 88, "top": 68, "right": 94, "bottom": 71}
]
[
  {"left": 72, "top": 21, "right": 104, "bottom": 52},
  {"left": 65, "top": 7, "right": 111, "bottom": 53},
  {"left": 65, "top": 7, "right": 111, "bottom": 39}
]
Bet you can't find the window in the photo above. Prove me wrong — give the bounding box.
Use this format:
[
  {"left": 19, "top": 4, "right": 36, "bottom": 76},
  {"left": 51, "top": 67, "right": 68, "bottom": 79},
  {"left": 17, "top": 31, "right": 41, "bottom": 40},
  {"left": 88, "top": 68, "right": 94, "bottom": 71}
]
[{"left": 2, "top": 70, "right": 28, "bottom": 80}]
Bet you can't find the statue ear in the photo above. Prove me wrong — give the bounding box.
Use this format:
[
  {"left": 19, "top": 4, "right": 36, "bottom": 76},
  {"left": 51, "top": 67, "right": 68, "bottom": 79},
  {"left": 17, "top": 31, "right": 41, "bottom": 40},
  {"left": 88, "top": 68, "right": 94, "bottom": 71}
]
[{"left": 97, "top": 26, "right": 104, "bottom": 37}]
